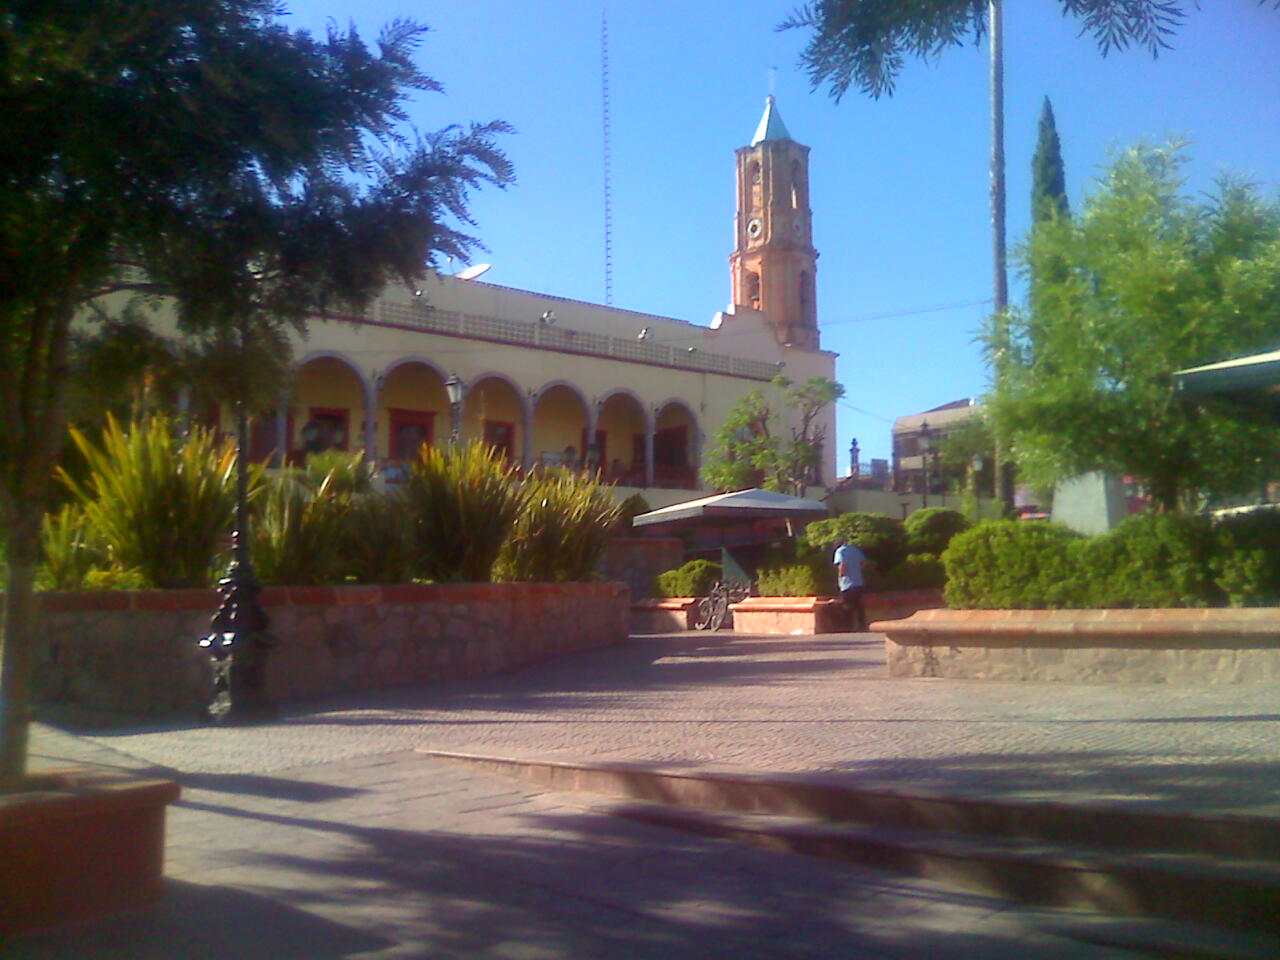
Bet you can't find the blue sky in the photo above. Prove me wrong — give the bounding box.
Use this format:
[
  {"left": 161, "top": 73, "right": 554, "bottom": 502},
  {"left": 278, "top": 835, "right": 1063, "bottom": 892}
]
[{"left": 283, "top": 1, "right": 1280, "bottom": 466}]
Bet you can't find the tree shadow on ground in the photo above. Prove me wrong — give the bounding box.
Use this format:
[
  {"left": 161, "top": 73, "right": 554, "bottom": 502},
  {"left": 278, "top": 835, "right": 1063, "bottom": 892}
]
[
  {"left": 816, "top": 750, "right": 1280, "bottom": 814},
  {"left": 21, "top": 792, "right": 1099, "bottom": 960},
  {"left": 4, "top": 879, "right": 394, "bottom": 960}
]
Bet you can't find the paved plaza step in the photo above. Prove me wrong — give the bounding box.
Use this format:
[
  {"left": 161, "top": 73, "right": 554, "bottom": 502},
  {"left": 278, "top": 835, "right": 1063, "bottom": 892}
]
[{"left": 423, "top": 750, "right": 1280, "bottom": 951}]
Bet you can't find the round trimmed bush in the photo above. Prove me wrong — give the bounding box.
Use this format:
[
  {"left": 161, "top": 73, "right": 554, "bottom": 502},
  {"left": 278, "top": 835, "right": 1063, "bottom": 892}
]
[
  {"left": 802, "top": 512, "right": 908, "bottom": 577},
  {"left": 1080, "top": 512, "right": 1223, "bottom": 608},
  {"left": 873, "top": 553, "right": 946, "bottom": 591},
  {"left": 1213, "top": 510, "right": 1280, "bottom": 606},
  {"left": 654, "top": 559, "right": 722, "bottom": 598},
  {"left": 942, "top": 521, "right": 1086, "bottom": 609},
  {"left": 904, "top": 508, "right": 971, "bottom": 556}
]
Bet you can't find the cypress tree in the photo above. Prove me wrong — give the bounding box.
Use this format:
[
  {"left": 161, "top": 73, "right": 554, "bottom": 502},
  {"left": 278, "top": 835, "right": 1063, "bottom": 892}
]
[{"left": 1031, "top": 97, "right": 1069, "bottom": 221}]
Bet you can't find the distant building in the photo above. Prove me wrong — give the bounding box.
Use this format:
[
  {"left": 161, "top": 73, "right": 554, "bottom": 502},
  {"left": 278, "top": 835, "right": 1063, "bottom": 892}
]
[
  {"left": 111, "top": 98, "right": 839, "bottom": 504},
  {"left": 891, "top": 398, "right": 983, "bottom": 495}
]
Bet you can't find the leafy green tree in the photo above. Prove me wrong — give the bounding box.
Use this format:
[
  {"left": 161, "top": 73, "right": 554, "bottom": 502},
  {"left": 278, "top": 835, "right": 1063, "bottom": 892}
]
[
  {"left": 991, "top": 142, "right": 1280, "bottom": 513},
  {"left": 702, "top": 376, "right": 844, "bottom": 496},
  {"left": 0, "top": 0, "right": 512, "bottom": 781},
  {"left": 779, "top": 0, "right": 1260, "bottom": 509},
  {"left": 1031, "top": 96, "right": 1068, "bottom": 222},
  {"left": 936, "top": 414, "right": 995, "bottom": 498}
]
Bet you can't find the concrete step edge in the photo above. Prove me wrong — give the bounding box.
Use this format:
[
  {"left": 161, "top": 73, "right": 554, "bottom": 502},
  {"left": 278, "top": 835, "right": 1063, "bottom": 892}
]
[
  {"left": 419, "top": 750, "right": 1280, "bottom": 860},
  {"left": 600, "top": 798, "right": 1280, "bottom": 936}
]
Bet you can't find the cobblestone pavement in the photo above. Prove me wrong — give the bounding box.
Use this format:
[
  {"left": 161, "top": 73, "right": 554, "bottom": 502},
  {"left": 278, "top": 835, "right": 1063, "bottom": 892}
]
[
  {"left": 14, "top": 631, "right": 1280, "bottom": 958},
  {"left": 77, "top": 633, "right": 1280, "bottom": 814}
]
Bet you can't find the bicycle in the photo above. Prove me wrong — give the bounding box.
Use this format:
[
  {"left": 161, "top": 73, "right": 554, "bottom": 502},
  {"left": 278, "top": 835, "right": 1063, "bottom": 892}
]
[{"left": 693, "top": 579, "right": 751, "bottom": 631}]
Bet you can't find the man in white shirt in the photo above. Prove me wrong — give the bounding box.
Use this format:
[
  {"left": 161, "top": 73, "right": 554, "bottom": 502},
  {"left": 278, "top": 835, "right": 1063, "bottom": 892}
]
[{"left": 833, "top": 539, "right": 868, "bottom": 632}]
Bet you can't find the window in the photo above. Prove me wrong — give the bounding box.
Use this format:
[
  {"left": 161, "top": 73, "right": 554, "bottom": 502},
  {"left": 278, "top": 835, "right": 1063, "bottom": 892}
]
[
  {"left": 745, "top": 270, "right": 761, "bottom": 308},
  {"left": 654, "top": 425, "right": 688, "bottom": 467},
  {"left": 484, "top": 420, "right": 515, "bottom": 460},
  {"left": 301, "top": 408, "right": 349, "bottom": 453},
  {"left": 389, "top": 409, "right": 434, "bottom": 460},
  {"left": 790, "top": 159, "right": 807, "bottom": 209}
]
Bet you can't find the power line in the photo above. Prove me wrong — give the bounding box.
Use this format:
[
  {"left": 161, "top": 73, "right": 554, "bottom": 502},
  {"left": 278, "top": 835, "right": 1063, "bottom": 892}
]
[
  {"left": 819, "top": 297, "right": 992, "bottom": 328},
  {"left": 838, "top": 400, "right": 895, "bottom": 424}
]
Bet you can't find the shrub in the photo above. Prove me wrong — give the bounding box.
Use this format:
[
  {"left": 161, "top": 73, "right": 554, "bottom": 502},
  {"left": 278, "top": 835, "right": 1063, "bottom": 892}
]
[
  {"left": 81, "top": 566, "right": 149, "bottom": 590},
  {"left": 1213, "top": 510, "right": 1280, "bottom": 606},
  {"left": 403, "top": 441, "right": 521, "bottom": 582},
  {"left": 302, "top": 449, "right": 375, "bottom": 496},
  {"left": 654, "top": 559, "right": 722, "bottom": 598},
  {"left": 756, "top": 563, "right": 824, "bottom": 596},
  {"left": 1079, "top": 513, "right": 1223, "bottom": 608},
  {"left": 873, "top": 553, "right": 946, "bottom": 591},
  {"left": 756, "top": 537, "right": 835, "bottom": 596},
  {"left": 943, "top": 521, "right": 1086, "bottom": 609},
  {"left": 904, "top": 508, "right": 971, "bottom": 556},
  {"left": 252, "top": 472, "right": 350, "bottom": 585},
  {"left": 338, "top": 489, "right": 417, "bottom": 585},
  {"left": 802, "top": 512, "right": 908, "bottom": 576},
  {"left": 60, "top": 417, "right": 239, "bottom": 588},
  {"left": 497, "top": 470, "right": 622, "bottom": 582},
  {"left": 614, "top": 492, "right": 651, "bottom": 533},
  {"left": 40, "top": 504, "right": 102, "bottom": 590}
]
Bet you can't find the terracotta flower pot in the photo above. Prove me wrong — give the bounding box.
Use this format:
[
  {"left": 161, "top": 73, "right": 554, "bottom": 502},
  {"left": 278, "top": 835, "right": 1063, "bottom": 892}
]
[{"left": 0, "top": 768, "right": 180, "bottom": 937}]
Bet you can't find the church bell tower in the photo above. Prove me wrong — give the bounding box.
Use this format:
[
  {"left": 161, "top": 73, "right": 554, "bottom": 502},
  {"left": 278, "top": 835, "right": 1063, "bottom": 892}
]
[{"left": 729, "top": 96, "right": 820, "bottom": 350}]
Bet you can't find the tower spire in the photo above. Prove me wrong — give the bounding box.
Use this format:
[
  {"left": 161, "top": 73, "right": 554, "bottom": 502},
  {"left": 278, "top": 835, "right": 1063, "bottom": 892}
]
[
  {"left": 751, "top": 94, "right": 792, "bottom": 145},
  {"left": 730, "top": 99, "right": 819, "bottom": 350}
]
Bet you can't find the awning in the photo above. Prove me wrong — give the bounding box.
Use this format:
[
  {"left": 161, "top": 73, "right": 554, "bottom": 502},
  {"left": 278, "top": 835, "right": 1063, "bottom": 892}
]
[
  {"left": 632, "top": 488, "right": 830, "bottom": 530},
  {"left": 1174, "top": 348, "right": 1280, "bottom": 422}
]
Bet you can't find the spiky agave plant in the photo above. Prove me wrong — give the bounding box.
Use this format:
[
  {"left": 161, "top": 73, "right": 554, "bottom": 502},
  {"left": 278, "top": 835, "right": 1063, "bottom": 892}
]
[
  {"left": 498, "top": 469, "right": 621, "bottom": 582},
  {"left": 338, "top": 488, "right": 416, "bottom": 584},
  {"left": 301, "top": 449, "right": 375, "bottom": 496},
  {"left": 252, "top": 470, "right": 350, "bottom": 585},
  {"left": 403, "top": 441, "right": 520, "bottom": 582},
  {"left": 60, "top": 416, "right": 240, "bottom": 587},
  {"left": 39, "top": 503, "right": 103, "bottom": 590}
]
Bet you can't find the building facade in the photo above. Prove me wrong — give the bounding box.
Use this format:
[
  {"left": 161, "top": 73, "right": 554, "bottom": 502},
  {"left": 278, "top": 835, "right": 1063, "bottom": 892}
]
[{"left": 204, "top": 98, "right": 838, "bottom": 505}]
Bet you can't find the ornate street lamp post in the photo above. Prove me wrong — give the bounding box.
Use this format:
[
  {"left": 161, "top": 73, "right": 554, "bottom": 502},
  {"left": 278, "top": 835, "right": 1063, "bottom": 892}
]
[
  {"left": 445, "top": 373, "right": 464, "bottom": 444},
  {"left": 197, "top": 333, "right": 278, "bottom": 724}
]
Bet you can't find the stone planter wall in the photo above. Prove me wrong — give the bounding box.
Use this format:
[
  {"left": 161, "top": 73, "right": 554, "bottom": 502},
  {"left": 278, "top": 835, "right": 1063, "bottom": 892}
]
[
  {"left": 878, "top": 608, "right": 1280, "bottom": 684},
  {"left": 630, "top": 597, "right": 698, "bottom": 633},
  {"left": 32, "top": 582, "right": 629, "bottom": 716},
  {"left": 0, "top": 771, "right": 180, "bottom": 937},
  {"left": 729, "top": 590, "right": 943, "bottom": 635},
  {"left": 728, "top": 597, "right": 846, "bottom": 635},
  {"left": 630, "top": 588, "right": 944, "bottom": 635}
]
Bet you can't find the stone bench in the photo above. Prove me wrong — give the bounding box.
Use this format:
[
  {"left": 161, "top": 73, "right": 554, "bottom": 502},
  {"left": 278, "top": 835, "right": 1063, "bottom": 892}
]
[{"left": 876, "top": 607, "right": 1280, "bottom": 684}]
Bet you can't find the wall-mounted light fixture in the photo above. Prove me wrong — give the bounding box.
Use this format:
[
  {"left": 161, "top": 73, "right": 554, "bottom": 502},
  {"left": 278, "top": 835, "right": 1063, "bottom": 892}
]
[
  {"left": 637, "top": 326, "right": 652, "bottom": 340},
  {"left": 539, "top": 310, "right": 556, "bottom": 325}
]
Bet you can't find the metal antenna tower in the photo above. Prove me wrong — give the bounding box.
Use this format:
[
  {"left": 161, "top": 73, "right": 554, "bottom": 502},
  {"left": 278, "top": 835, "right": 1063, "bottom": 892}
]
[{"left": 601, "top": 7, "right": 614, "bottom": 306}]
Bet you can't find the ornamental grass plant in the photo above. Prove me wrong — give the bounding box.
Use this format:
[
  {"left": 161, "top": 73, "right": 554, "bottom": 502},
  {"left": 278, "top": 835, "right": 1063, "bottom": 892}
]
[
  {"left": 39, "top": 504, "right": 102, "bottom": 590},
  {"left": 403, "top": 441, "right": 521, "bottom": 582},
  {"left": 59, "top": 417, "right": 240, "bottom": 587},
  {"left": 251, "top": 471, "right": 350, "bottom": 585},
  {"left": 497, "top": 469, "right": 621, "bottom": 582},
  {"left": 338, "top": 489, "right": 416, "bottom": 584}
]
